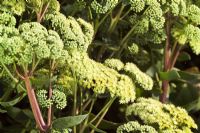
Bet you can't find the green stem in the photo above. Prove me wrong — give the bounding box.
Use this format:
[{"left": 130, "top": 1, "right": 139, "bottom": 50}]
[
  {"left": 96, "top": 4, "right": 125, "bottom": 61},
  {"left": 80, "top": 98, "right": 96, "bottom": 133},
  {"left": 89, "top": 97, "right": 116, "bottom": 125},
  {"left": 120, "top": 8, "right": 131, "bottom": 20},
  {"left": 80, "top": 87, "right": 83, "bottom": 115},
  {"left": 82, "top": 99, "right": 92, "bottom": 111},
  {"left": 88, "top": 7, "right": 93, "bottom": 22},
  {"left": 30, "top": 59, "right": 40, "bottom": 75},
  {"left": 94, "top": 2, "right": 119, "bottom": 35},
  {"left": 115, "top": 23, "right": 139, "bottom": 58},
  {"left": 47, "top": 61, "right": 54, "bottom": 128},
  {"left": 107, "top": 4, "right": 125, "bottom": 34},
  {"left": 0, "top": 61, "right": 26, "bottom": 92},
  {"left": 1, "top": 62, "right": 18, "bottom": 83},
  {"left": 72, "top": 73, "right": 78, "bottom": 133},
  {"left": 90, "top": 97, "right": 116, "bottom": 133}
]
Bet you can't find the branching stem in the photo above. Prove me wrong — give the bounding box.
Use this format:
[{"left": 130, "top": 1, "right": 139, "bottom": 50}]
[
  {"left": 160, "top": 13, "right": 171, "bottom": 103},
  {"left": 24, "top": 73, "right": 48, "bottom": 132}
]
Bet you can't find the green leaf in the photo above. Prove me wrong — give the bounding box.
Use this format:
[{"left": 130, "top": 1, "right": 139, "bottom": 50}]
[
  {"left": 177, "top": 52, "right": 191, "bottom": 62},
  {"left": 0, "top": 108, "right": 7, "bottom": 113},
  {"left": 177, "top": 71, "right": 200, "bottom": 84},
  {"left": 183, "top": 97, "right": 200, "bottom": 112},
  {"left": 52, "top": 114, "right": 88, "bottom": 129},
  {"left": 159, "top": 70, "right": 180, "bottom": 81},
  {"left": 0, "top": 93, "right": 26, "bottom": 107},
  {"left": 6, "top": 107, "right": 32, "bottom": 124},
  {"left": 88, "top": 123, "right": 106, "bottom": 133}
]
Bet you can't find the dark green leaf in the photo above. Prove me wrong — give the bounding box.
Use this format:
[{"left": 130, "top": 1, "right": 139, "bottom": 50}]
[
  {"left": 177, "top": 71, "right": 200, "bottom": 84},
  {"left": 0, "top": 93, "right": 26, "bottom": 107},
  {"left": 159, "top": 70, "right": 180, "bottom": 81},
  {"left": 177, "top": 52, "right": 191, "bottom": 62},
  {"left": 52, "top": 114, "right": 88, "bottom": 129},
  {"left": 184, "top": 97, "right": 200, "bottom": 112},
  {"left": 6, "top": 107, "right": 32, "bottom": 123}
]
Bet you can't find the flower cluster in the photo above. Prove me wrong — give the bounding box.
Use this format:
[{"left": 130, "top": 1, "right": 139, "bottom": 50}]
[
  {"left": 0, "top": 0, "right": 25, "bottom": 15},
  {"left": 91, "top": 0, "right": 119, "bottom": 14},
  {"left": 36, "top": 89, "right": 67, "bottom": 110},
  {"left": 126, "top": 0, "right": 166, "bottom": 44},
  {"left": 66, "top": 52, "right": 135, "bottom": 104},
  {"left": 117, "top": 121, "right": 157, "bottom": 133},
  {"left": 124, "top": 63, "right": 153, "bottom": 90},
  {"left": 172, "top": 24, "right": 200, "bottom": 54},
  {"left": 127, "top": 43, "right": 139, "bottom": 55},
  {"left": 104, "top": 58, "right": 124, "bottom": 71},
  {"left": 44, "top": 12, "right": 94, "bottom": 53},
  {"left": 126, "top": 98, "right": 197, "bottom": 132}
]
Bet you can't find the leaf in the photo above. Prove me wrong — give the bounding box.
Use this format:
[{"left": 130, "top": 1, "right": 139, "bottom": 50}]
[
  {"left": 6, "top": 107, "right": 32, "bottom": 124},
  {"left": 0, "top": 108, "right": 7, "bottom": 113},
  {"left": 159, "top": 70, "right": 180, "bottom": 81},
  {"left": 88, "top": 123, "right": 106, "bottom": 133},
  {"left": 184, "top": 97, "right": 200, "bottom": 112},
  {"left": 22, "top": 109, "right": 34, "bottom": 119},
  {"left": 0, "top": 93, "right": 26, "bottom": 107},
  {"left": 177, "top": 52, "right": 191, "bottom": 62},
  {"left": 52, "top": 114, "right": 88, "bottom": 129},
  {"left": 177, "top": 71, "right": 200, "bottom": 84}
]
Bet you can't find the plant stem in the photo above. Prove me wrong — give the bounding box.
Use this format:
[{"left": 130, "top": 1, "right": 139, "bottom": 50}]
[
  {"left": 24, "top": 73, "right": 47, "bottom": 132},
  {"left": 37, "top": 1, "right": 50, "bottom": 23},
  {"left": 107, "top": 4, "right": 125, "bottom": 34},
  {"left": 82, "top": 98, "right": 92, "bottom": 111},
  {"left": 160, "top": 13, "right": 171, "bottom": 103},
  {"left": 0, "top": 61, "right": 26, "bottom": 92},
  {"left": 90, "top": 98, "right": 114, "bottom": 133},
  {"left": 80, "top": 98, "right": 96, "bottom": 133},
  {"left": 89, "top": 97, "right": 116, "bottom": 132},
  {"left": 73, "top": 77, "right": 78, "bottom": 133},
  {"left": 30, "top": 59, "right": 40, "bottom": 76},
  {"left": 94, "top": 2, "right": 120, "bottom": 35},
  {"left": 96, "top": 4, "right": 125, "bottom": 61},
  {"left": 114, "top": 23, "right": 138, "bottom": 58},
  {"left": 47, "top": 61, "right": 54, "bottom": 127},
  {"left": 169, "top": 45, "right": 182, "bottom": 69},
  {"left": 80, "top": 87, "right": 83, "bottom": 115}
]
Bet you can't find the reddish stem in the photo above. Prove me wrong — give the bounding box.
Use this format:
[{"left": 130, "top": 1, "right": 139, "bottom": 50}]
[
  {"left": 37, "top": 2, "right": 50, "bottom": 23},
  {"left": 24, "top": 73, "right": 48, "bottom": 132},
  {"left": 160, "top": 13, "right": 182, "bottom": 103},
  {"left": 160, "top": 13, "right": 171, "bottom": 103},
  {"left": 169, "top": 45, "right": 182, "bottom": 70}
]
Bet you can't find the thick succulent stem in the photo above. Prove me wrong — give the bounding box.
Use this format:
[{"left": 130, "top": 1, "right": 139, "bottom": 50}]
[{"left": 24, "top": 73, "right": 48, "bottom": 132}]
